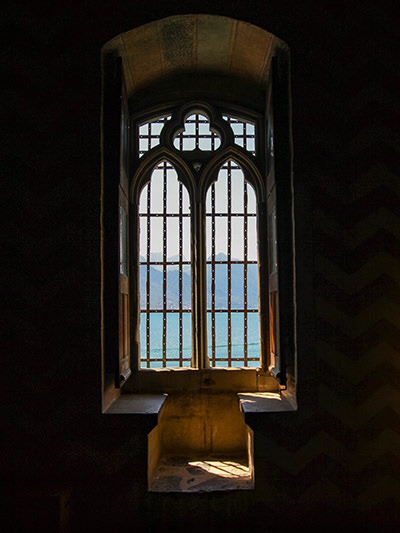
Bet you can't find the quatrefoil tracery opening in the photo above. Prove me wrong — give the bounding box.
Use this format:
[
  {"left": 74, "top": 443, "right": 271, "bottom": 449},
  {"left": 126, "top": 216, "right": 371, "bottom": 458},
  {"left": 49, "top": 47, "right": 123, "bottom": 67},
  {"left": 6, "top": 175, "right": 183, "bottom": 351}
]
[{"left": 173, "top": 113, "right": 222, "bottom": 152}]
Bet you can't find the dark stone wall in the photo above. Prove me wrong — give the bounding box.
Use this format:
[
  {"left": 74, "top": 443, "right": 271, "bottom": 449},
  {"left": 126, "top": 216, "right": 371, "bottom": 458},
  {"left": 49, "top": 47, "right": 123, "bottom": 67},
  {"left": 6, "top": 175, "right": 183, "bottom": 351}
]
[{"left": 2, "top": 1, "right": 399, "bottom": 531}]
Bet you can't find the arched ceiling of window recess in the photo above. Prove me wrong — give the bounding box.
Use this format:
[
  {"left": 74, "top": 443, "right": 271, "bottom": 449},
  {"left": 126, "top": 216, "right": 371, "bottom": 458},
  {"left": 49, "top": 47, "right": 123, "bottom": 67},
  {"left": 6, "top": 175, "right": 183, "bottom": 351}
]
[{"left": 102, "top": 14, "right": 288, "bottom": 113}]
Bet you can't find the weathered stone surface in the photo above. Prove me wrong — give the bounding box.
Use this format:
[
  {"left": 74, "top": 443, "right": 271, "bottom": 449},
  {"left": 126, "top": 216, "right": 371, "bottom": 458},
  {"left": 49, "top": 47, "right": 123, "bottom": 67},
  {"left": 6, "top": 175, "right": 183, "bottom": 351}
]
[
  {"left": 103, "top": 15, "right": 285, "bottom": 108},
  {"left": 150, "top": 455, "right": 253, "bottom": 492}
]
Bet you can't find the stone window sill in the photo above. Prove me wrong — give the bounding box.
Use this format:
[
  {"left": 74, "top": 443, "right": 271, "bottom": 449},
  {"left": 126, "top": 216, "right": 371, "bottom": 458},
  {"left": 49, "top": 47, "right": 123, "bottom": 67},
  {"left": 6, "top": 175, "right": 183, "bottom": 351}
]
[{"left": 104, "top": 392, "right": 296, "bottom": 417}]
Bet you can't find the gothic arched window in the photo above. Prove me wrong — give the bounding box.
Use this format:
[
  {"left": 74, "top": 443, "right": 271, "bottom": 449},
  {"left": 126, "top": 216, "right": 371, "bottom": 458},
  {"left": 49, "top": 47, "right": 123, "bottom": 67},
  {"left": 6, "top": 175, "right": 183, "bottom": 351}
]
[{"left": 133, "top": 106, "right": 263, "bottom": 370}]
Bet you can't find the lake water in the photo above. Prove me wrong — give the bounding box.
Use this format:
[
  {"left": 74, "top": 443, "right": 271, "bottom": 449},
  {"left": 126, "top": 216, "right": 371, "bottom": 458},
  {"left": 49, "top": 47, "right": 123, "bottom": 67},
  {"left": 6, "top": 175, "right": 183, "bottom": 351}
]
[{"left": 140, "top": 311, "right": 260, "bottom": 368}]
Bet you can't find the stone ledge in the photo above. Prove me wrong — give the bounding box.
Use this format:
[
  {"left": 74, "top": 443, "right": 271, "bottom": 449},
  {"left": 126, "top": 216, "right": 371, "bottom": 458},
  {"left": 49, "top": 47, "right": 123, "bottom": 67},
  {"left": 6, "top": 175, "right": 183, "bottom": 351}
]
[
  {"left": 238, "top": 392, "right": 297, "bottom": 426},
  {"left": 105, "top": 393, "right": 167, "bottom": 414},
  {"left": 104, "top": 393, "right": 168, "bottom": 429}
]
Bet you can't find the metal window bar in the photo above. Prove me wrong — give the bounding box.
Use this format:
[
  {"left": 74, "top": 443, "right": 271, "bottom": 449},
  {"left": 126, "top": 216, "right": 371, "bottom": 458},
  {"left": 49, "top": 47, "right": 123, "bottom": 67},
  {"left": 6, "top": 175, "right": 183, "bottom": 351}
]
[
  {"left": 210, "top": 122, "right": 216, "bottom": 365},
  {"left": 145, "top": 184, "right": 151, "bottom": 367},
  {"left": 195, "top": 114, "right": 200, "bottom": 150},
  {"left": 211, "top": 182, "right": 216, "bottom": 366},
  {"left": 139, "top": 161, "right": 191, "bottom": 368},
  {"left": 243, "top": 179, "right": 248, "bottom": 366},
  {"left": 227, "top": 161, "right": 232, "bottom": 365},
  {"left": 162, "top": 164, "right": 167, "bottom": 368},
  {"left": 179, "top": 181, "right": 183, "bottom": 366}
]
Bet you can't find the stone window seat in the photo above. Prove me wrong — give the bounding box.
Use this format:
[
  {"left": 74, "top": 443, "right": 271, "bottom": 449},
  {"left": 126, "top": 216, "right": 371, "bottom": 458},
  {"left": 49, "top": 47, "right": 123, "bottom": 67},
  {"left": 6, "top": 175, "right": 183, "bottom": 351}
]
[{"left": 104, "top": 392, "right": 296, "bottom": 493}]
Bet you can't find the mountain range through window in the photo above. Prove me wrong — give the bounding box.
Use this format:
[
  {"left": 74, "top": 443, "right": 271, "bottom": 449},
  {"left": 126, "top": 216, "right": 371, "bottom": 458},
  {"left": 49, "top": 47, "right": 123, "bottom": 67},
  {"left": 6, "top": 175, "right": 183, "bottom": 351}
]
[{"left": 140, "top": 253, "right": 258, "bottom": 310}]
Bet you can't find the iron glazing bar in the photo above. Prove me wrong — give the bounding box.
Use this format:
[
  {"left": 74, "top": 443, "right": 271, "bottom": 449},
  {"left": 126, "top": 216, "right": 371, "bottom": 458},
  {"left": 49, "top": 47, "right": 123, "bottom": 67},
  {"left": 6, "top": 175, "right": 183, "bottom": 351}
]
[
  {"left": 243, "top": 122, "right": 248, "bottom": 150},
  {"left": 195, "top": 114, "right": 200, "bottom": 149},
  {"left": 176, "top": 135, "right": 221, "bottom": 139},
  {"left": 227, "top": 162, "right": 232, "bottom": 365},
  {"left": 162, "top": 162, "right": 167, "bottom": 367},
  {"left": 139, "top": 213, "right": 190, "bottom": 218},
  {"left": 140, "top": 260, "right": 190, "bottom": 266},
  {"left": 205, "top": 259, "right": 257, "bottom": 265},
  {"left": 146, "top": 180, "right": 151, "bottom": 367},
  {"left": 243, "top": 179, "right": 248, "bottom": 365},
  {"left": 206, "top": 309, "right": 258, "bottom": 313},
  {"left": 211, "top": 182, "right": 216, "bottom": 365},
  {"left": 210, "top": 213, "right": 256, "bottom": 217},
  {"left": 179, "top": 123, "right": 183, "bottom": 151},
  {"left": 141, "top": 309, "right": 192, "bottom": 313},
  {"left": 179, "top": 181, "right": 183, "bottom": 366},
  {"left": 206, "top": 358, "right": 259, "bottom": 363},
  {"left": 142, "top": 357, "right": 201, "bottom": 363}
]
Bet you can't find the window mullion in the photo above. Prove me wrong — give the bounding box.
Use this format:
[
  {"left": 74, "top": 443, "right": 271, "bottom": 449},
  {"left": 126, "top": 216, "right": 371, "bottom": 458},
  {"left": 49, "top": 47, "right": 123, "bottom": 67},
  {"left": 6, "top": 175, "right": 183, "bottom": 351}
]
[
  {"left": 258, "top": 199, "right": 269, "bottom": 372},
  {"left": 193, "top": 193, "right": 208, "bottom": 369}
]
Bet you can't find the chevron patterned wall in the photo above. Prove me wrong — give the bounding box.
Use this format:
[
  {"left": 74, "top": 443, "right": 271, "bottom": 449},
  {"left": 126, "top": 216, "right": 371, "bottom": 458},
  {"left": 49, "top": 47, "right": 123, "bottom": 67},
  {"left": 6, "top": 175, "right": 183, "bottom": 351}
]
[{"left": 2, "top": 1, "right": 399, "bottom": 531}]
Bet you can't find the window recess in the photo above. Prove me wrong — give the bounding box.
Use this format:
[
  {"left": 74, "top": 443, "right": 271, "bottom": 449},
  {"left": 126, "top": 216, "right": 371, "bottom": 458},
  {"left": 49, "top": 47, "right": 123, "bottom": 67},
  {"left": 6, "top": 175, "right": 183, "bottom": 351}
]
[{"left": 101, "top": 17, "right": 295, "bottom": 395}]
